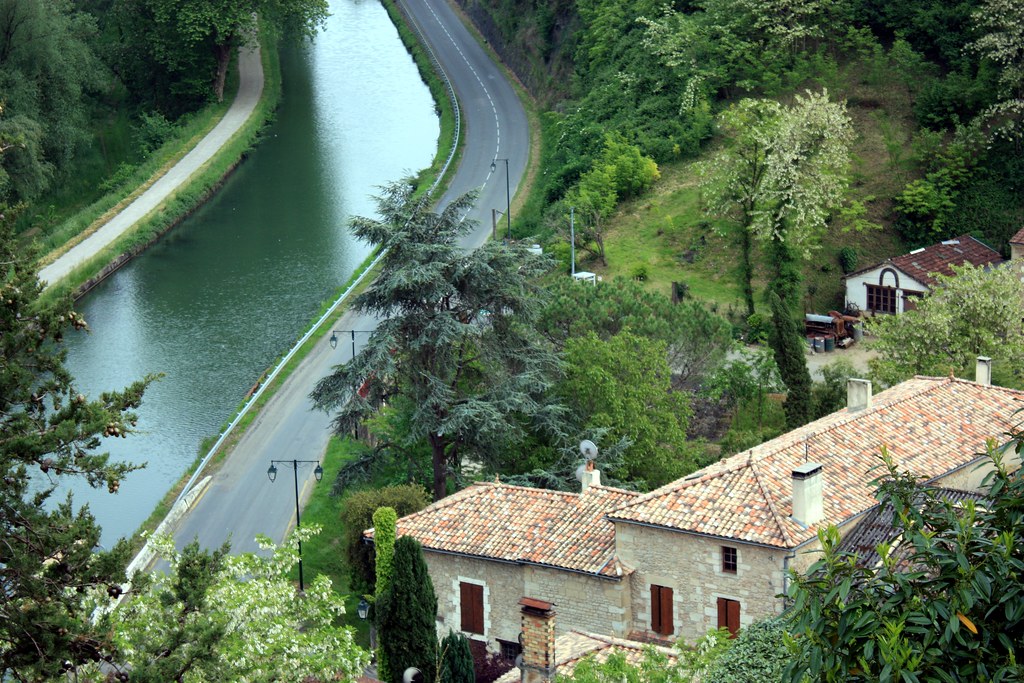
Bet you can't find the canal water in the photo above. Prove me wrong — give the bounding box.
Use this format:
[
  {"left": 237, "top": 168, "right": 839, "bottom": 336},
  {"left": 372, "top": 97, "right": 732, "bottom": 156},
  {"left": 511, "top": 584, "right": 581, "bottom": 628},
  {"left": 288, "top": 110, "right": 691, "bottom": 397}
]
[{"left": 60, "top": 0, "right": 439, "bottom": 548}]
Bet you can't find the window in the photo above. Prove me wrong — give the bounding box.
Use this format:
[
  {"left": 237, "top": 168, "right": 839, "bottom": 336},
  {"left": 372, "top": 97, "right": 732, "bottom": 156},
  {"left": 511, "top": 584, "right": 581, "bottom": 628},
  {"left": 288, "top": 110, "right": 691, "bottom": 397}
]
[
  {"left": 650, "top": 584, "right": 674, "bottom": 636},
  {"left": 460, "top": 582, "right": 484, "bottom": 634},
  {"left": 866, "top": 285, "right": 897, "bottom": 313},
  {"left": 497, "top": 639, "right": 522, "bottom": 661},
  {"left": 722, "top": 546, "right": 737, "bottom": 574},
  {"left": 902, "top": 290, "right": 924, "bottom": 312},
  {"left": 717, "top": 597, "right": 741, "bottom": 638}
]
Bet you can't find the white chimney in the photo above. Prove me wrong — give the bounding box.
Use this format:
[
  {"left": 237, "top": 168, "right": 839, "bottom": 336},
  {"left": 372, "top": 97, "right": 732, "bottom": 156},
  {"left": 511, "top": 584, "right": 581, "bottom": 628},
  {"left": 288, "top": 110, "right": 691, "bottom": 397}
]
[
  {"left": 792, "top": 463, "right": 824, "bottom": 527},
  {"left": 847, "top": 378, "right": 872, "bottom": 412},
  {"left": 976, "top": 356, "right": 992, "bottom": 386},
  {"left": 581, "top": 460, "right": 601, "bottom": 490}
]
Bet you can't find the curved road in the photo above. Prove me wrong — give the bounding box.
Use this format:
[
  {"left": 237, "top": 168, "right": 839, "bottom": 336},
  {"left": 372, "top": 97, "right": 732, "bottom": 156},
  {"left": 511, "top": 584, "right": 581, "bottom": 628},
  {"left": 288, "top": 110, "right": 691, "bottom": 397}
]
[{"left": 169, "top": 0, "right": 530, "bottom": 554}]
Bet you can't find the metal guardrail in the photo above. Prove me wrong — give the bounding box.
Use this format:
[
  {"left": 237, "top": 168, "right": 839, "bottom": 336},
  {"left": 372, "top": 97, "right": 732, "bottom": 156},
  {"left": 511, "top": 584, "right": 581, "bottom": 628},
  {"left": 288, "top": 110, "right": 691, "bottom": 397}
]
[{"left": 171, "top": 3, "right": 462, "bottom": 510}]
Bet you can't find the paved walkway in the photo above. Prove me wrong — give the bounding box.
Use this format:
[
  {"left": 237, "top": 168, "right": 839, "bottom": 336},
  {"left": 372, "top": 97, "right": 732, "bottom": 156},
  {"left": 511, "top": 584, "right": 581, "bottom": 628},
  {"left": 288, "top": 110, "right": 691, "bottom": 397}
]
[{"left": 38, "top": 44, "right": 265, "bottom": 287}]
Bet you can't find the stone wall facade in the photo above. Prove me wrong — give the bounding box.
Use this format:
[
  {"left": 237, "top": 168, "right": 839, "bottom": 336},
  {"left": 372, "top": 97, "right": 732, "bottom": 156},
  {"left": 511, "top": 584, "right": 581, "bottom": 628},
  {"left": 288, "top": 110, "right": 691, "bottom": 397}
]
[
  {"left": 422, "top": 551, "right": 627, "bottom": 650},
  {"left": 614, "top": 522, "right": 787, "bottom": 644}
]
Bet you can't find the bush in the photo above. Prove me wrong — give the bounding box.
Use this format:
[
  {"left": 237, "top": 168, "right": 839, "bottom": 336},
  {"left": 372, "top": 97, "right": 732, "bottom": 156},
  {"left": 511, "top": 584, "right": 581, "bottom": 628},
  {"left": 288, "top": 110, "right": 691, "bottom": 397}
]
[
  {"left": 338, "top": 484, "right": 430, "bottom": 595},
  {"left": 837, "top": 247, "right": 858, "bottom": 274},
  {"left": 703, "top": 618, "right": 790, "bottom": 683},
  {"left": 745, "top": 313, "right": 770, "bottom": 345}
]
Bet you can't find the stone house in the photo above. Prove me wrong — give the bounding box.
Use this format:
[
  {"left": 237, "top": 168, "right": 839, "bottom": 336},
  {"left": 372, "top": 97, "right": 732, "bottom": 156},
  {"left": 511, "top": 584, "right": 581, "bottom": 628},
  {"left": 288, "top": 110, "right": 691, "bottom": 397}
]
[
  {"left": 842, "top": 234, "right": 1002, "bottom": 315},
  {"left": 369, "top": 365, "right": 1023, "bottom": 652}
]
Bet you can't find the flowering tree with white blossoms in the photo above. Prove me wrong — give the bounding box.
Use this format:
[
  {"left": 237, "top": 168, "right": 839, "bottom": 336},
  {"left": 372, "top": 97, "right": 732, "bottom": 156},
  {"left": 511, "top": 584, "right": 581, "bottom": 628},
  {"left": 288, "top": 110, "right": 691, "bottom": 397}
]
[{"left": 78, "top": 527, "right": 368, "bottom": 682}]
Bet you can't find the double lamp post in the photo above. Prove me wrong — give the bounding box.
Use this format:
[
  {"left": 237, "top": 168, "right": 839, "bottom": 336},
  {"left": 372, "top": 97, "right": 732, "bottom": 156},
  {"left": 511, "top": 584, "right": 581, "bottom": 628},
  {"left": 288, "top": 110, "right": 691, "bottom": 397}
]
[
  {"left": 266, "top": 458, "right": 323, "bottom": 592},
  {"left": 491, "top": 157, "right": 511, "bottom": 241}
]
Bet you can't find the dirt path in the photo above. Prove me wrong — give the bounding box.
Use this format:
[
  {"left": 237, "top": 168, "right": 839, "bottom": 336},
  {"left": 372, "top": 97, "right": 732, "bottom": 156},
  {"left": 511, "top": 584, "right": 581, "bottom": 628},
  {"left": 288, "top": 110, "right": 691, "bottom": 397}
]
[{"left": 38, "top": 44, "right": 264, "bottom": 287}]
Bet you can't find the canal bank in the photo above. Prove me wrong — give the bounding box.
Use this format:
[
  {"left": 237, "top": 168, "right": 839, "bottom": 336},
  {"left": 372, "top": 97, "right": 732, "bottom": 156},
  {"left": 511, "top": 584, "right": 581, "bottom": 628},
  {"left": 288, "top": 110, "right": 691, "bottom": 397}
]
[{"left": 61, "top": 0, "right": 442, "bottom": 548}]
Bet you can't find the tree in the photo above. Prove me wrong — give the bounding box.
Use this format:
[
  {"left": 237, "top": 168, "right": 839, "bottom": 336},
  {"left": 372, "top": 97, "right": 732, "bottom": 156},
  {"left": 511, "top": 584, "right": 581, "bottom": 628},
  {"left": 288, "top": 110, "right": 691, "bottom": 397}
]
[
  {"left": 373, "top": 506, "right": 398, "bottom": 683},
  {"left": 139, "top": 0, "right": 329, "bottom": 101},
  {"left": 0, "top": 220, "right": 153, "bottom": 679},
  {"left": 86, "top": 530, "right": 368, "bottom": 682},
  {"left": 703, "top": 91, "right": 854, "bottom": 313},
  {"left": 970, "top": 0, "right": 1024, "bottom": 141},
  {"left": 705, "top": 347, "right": 784, "bottom": 434},
  {"left": 866, "top": 263, "right": 1024, "bottom": 386},
  {"left": 768, "top": 292, "right": 812, "bottom": 428},
  {"left": 339, "top": 484, "right": 429, "bottom": 595},
  {"left": 560, "top": 331, "right": 694, "bottom": 487},
  {"left": 439, "top": 630, "right": 474, "bottom": 683},
  {"left": 311, "top": 180, "right": 561, "bottom": 501},
  {"left": 538, "top": 277, "right": 733, "bottom": 388},
  {"left": 376, "top": 536, "right": 439, "bottom": 683},
  {"left": 784, "top": 443, "right": 1024, "bottom": 681}
]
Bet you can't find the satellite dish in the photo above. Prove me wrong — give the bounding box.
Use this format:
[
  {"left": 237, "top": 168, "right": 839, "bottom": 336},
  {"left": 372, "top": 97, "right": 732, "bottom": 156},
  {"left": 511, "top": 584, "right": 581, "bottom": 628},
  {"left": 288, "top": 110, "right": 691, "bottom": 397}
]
[
  {"left": 579, "top": 439, "right": 598, "bottom": 460},
  {"left": 575, "top": 463, "right": 586, "bottom": 482},
  {"left": 514, "top": 654, "right": 524, "bottom": 668},
  {"left": 403, "top": 668, "right": 424, "bottom": 683}
]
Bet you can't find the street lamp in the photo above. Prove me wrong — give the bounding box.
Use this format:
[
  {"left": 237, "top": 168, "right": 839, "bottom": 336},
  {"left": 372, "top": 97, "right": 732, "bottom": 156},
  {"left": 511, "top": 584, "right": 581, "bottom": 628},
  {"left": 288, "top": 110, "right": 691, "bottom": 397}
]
[
  {"left": 329, "top": 329, "right": 374, "bottom": 360},
  {"left": 267, "top": 458, "right": 323, "bottom": 592},
  {"left": 490, "top": 157, "right": 511, "bottom": 240}
]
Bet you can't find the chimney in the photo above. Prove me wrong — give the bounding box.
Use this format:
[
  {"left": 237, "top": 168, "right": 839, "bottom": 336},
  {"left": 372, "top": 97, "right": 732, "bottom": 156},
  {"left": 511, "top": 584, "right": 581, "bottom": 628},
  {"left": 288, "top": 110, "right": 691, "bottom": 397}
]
[
  {"left": 847, "top": 378, "right": 872, "bottom": 412},
  {"left": 792, "top": 463, "right": 824, "bottom": 527},
  {"left": 581, "top": 460, "right": 601, "bottom": 491},
  {"left": 976, "top": 356, "right": 992, "bottom": 386},
  {"left": 518, "top": 597, "right": 556, "bottom": 683}
]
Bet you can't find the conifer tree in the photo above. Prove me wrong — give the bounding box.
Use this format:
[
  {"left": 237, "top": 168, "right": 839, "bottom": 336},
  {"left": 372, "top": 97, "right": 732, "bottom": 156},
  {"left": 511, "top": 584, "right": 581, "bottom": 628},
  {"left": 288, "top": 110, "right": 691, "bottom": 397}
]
[
  {"left": 376, "top": 536, "right": 439, "bottom": 683},
  {"left": 440, "top": 630, "right": 475, "bottom": 683},
  {"left": 768, "top": 292, "right": 812, "bottom": 428},
  {"left": 373, "top": 506, "right": 398, "bottom": 682}
]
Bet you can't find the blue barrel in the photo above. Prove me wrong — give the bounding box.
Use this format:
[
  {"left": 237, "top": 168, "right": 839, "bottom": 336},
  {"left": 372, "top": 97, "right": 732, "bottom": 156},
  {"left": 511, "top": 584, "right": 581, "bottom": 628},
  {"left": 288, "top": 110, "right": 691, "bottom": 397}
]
[
  {"left": 813, "top": 337, "right": 824, "bottom": 352},
  {"left": 824, "top": 336, "right": 836, "bottom": 352}
]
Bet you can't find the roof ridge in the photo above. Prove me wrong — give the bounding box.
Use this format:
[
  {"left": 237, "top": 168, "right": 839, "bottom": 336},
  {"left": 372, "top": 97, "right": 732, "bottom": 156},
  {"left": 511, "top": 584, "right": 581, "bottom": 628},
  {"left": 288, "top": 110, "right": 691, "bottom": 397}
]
[
  {"left": 608, "top": 455, "right": 754, "bottom": 517},
  {"left": 748, "top": 458, "right": 795, "bottom": 546}
]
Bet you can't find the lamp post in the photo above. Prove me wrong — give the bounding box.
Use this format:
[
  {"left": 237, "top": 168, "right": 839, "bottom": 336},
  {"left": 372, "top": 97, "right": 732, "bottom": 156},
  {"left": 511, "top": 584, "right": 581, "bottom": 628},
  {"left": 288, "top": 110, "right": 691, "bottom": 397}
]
[
  {"left": 329, "top": 330, "right": 374, "bottom": 360},
  {"left": 267, "top": 459, "right": 323, "bottom": 592},
  {"left": 490, "top": 157, "right": 511, "bottom": 240}
]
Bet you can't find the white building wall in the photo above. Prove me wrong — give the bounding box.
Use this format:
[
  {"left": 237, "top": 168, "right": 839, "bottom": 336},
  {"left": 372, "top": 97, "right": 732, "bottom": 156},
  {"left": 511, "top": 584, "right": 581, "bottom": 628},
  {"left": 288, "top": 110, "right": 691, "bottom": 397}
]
[{"left": 845, "top": 266, "right": 928, "bottom": 314}]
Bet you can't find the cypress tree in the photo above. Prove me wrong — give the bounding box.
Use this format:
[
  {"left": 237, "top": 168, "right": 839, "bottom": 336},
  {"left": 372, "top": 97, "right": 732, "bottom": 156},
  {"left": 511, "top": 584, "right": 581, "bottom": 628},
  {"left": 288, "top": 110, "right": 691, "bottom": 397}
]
[
  {"left": 439, "top": 630, "right": 474, "bottom": 683},
  {"left": 373, "top": 507, "right": 398, "bottom": 682},
  {"left": 377, "top": 536, "right": 439, "bottom": 683},
  {"left": 768, "top": 291, "right": 813, "bottom": 428}
]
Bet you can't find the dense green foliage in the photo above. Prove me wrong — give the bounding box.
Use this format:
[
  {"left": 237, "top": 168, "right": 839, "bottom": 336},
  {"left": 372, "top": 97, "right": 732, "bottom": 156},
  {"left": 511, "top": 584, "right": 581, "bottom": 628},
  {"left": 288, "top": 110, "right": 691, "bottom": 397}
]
[
  {"left": 0, "top": 222, "right": 154, "bottom": 679},
  {"left": 768, "top": 292, "right": 813, "bottom": 428},
  {"left": 338, "top": 484, "right": 430, "bottom": 595},
  {"left": 373, "top": 506, "right": 398, "bottom": 682},
  {"left": 785, "top": 445, "right": 1024, "bottom": 681},
  {"left": 377, "top": 536, "right": 439, "bottom": 683},
  {"left": 311, "top": 180, "right": 562, "bottom": 501},
  {"left": 439, "top": 630, "right": 475, "bottom": 683}
]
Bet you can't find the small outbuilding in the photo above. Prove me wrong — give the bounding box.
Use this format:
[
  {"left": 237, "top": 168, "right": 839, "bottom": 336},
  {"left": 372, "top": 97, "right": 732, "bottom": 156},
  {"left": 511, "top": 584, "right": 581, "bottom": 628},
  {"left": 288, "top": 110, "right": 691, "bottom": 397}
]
[{"left": 843, "top": 235, "right": 1003, "bottom": 315}]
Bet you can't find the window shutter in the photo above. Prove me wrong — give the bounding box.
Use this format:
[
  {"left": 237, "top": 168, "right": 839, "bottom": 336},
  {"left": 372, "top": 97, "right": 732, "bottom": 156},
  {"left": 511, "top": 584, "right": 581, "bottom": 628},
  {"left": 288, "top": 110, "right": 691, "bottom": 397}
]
[
  {"left": 717, "top": 597, "right": 727, "bottom": 630},
  {"left": 660, "top": 586, "right": 674, "bottom": 635},
  {"left": 727, "top": 599, "right": 741, "bottom": 638},
  {"left": 650, "top": 585, "right": 662, "bottom": 634},
  {"left": 460, "top": 582, "right": 484, "bottom": 634}
]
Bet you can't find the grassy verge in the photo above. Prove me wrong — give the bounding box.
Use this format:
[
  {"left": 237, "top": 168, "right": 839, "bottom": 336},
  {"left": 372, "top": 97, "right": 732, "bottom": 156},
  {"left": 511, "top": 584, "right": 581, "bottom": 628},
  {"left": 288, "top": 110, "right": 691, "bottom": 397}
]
[{"left": 296, "top": 437, "right": 372, "bottom": 646}]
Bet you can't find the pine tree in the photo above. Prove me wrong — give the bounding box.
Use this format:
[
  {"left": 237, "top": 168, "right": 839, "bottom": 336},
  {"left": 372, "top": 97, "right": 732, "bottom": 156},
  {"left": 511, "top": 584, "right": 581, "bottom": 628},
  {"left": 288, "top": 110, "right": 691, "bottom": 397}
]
[
  {"left": 0, "top": 221, "right": 154, "bottom": 679},
  {"left": 439, "top": 630, "right": 475, "bottom": 683},
  {"left": 768, "top": 292, "right": 812, "bottom": 428},
  {"left": 376, "top": 536, "right": 439, "bottom": 683}
]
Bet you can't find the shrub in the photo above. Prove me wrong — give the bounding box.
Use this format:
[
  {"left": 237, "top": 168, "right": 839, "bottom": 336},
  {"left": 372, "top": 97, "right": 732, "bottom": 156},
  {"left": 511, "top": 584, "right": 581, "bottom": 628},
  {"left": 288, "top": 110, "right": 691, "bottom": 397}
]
[
  {"left": 338, "top": 484, "right": 430, "bottom": 594},
  {"left": 745, "top": 313, "right": 770, "bottom": 345},
  {"left": 838, "top": 247, "right": 858, "bottom": 274}
]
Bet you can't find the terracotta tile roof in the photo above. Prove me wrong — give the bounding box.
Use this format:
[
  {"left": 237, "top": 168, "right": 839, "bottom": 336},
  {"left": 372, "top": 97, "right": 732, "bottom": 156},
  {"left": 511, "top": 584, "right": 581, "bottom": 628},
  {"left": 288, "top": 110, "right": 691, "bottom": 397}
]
[
  {"left": 1010, "top": 227, "right": 1024, "bottom": 245},
  {"left": 607, "top": 377, "right": 1024, "bottom": 548},
  {"left": 368, "top": 483, "right": 640, "bottom": 577},
  {"left": 493, "top": 631, "right": 677, "bottom": 683},
  {"left": 847, "top": 234, "right": 1003, "bottom": 287}
]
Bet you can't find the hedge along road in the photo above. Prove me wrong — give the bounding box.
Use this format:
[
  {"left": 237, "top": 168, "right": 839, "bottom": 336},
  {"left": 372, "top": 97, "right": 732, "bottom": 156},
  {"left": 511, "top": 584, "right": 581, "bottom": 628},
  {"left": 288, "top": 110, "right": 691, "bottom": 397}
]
[{"left": 166, "top": 0, "right": 530, "bottom": 557}]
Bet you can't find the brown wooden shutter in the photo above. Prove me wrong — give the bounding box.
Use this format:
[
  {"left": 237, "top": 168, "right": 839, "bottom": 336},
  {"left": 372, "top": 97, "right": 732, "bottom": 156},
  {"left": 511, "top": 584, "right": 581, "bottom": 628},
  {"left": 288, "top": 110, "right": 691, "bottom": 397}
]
[
  {"left": 650, "top": 585, "right": 661, "bottom": 634},
  {"left": 717, "top": 597, "right": 727, "bottom": 630},
  {"left": 460, "top": 582, "right": 484, "bottom": 634},
  {"left": 660, "top": 586, "right": 674, "bottom": 635},
  {"left": 727, "top": 599, "right": 740, "bottom": 638}
]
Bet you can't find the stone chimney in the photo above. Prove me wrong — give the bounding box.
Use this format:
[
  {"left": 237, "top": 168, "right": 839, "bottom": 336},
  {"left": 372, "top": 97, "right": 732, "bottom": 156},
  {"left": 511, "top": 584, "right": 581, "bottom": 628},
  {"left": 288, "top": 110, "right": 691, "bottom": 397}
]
[
  {"left": 581, "top": 460, "right": 601, "bottom": 491},
  {"left": 792, "top": 463, "right": 824, "bottom": 527},
  {"left": 976, "top": 356, "right": 992, "bottom": 386},
  {"left": 847, "top": 378, "right": 872, "bottom": 412},
  {"left": 518, "top": 597, "right": 556, "bottom": 683}
]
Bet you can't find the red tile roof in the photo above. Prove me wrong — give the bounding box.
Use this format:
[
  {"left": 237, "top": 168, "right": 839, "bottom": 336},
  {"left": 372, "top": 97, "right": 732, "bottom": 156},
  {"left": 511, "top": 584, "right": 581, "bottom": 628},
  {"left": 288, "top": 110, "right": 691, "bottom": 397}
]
[
  {"left": 608, "top": 377, "right": 1023, "bottom": 548},
  {"left": 493, "top": 631, "right": 677, "bottom": 683},
  {"left": 867, "top": 235, "right": 1003, "bottom": 287},
  {"left": 1010, "top": 227, "right": 1024, "bottom": 245},
  {"left": 368, "top": 483, "right": 639, "bottom": 577}
]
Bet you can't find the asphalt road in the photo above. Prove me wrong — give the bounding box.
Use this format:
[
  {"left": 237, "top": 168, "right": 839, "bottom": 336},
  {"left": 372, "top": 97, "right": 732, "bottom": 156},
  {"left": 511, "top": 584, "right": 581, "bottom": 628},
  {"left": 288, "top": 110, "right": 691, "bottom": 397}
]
[{"left": 170, "top": 0, "right": 530, "bottom": 554}]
